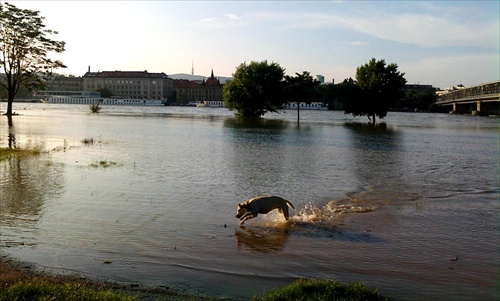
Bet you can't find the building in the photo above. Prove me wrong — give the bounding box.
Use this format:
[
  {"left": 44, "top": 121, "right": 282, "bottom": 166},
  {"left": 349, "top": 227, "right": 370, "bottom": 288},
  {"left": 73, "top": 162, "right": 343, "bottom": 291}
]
[
  {"left": 403, "top": 84, "right": 435, "bottom": 95},
  {"left": 316, "top": 75, "right": 325, "bottom": 84},
  {"left": 82, "top": 70, "right": 173, "bottom": 101},
  {"left": 173, "top": 70, "right": 223, "bottom": 106},
  {"left": 45, "top": 74, "right": 83, "bottom": 91}
]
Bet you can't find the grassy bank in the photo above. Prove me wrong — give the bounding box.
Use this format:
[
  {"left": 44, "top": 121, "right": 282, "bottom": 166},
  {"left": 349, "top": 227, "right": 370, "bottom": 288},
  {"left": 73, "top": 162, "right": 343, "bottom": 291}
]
[{"left": 0, "top": 256, "right": 388, "bottom": 301}]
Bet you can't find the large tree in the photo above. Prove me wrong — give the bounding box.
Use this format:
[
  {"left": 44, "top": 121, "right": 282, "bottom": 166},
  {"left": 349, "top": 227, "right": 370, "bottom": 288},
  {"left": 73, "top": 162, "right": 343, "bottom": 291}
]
[
  {"left": 0, "top": 2, "right": 66, "bottom": 116},
  {"left": 344, "top": 58, "right": 406, "bottom": 124},
  {"left": 223, "top": 60, "right": 285, "bottom": 118},
  {"left": 284, "top": 71, "right": 320, "bottom": 122}
]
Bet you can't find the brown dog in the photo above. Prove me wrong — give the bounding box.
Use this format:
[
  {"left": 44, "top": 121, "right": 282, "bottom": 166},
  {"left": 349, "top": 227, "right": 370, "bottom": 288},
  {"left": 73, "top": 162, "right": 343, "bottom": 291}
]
[{"left": 235, "top": 196, "right": 295, "bottom": 225}]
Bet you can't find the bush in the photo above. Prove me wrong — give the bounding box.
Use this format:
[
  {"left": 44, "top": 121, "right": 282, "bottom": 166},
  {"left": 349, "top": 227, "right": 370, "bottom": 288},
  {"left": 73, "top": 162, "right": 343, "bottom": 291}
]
[
  {"left": 90, "top": 102, "right": 102, "bottom": 113},
  {"left": 252, "top": 279, "right": 388, "bottom": 301}
]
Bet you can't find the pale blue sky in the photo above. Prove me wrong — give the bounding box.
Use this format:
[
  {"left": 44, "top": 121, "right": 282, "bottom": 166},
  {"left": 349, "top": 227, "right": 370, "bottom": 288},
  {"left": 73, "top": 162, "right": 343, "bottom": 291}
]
[{"left": 13, "top": 1, "right": 500, "bottom": 89}]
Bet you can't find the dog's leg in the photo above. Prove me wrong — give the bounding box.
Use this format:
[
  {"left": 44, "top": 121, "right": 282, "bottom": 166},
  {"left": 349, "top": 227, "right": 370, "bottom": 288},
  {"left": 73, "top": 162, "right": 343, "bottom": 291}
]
[
  {"left": 240, "top": 215, "right": 252, "bottom": 225},
  {"left": 240, "top": 212, "right": 257, "bottom": 225},
  {"left": 282, "top": 205, "right": 290, "bottom": 220}
]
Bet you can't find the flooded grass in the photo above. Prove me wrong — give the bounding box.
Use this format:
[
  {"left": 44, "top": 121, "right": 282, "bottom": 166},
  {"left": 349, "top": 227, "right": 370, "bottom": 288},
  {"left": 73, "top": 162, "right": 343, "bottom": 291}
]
[
  {"left": 89, "top": 160, "right": 120, "bottom": 168},
  {"left": 82, "top": 137, "right": 95, "bottom": 145},
  {"left": 0, "top": 147, "right": 43, "bottom": 161}
]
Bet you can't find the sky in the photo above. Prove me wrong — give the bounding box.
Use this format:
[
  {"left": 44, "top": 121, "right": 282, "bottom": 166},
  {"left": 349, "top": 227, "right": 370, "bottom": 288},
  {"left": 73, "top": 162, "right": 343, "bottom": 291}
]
[{"left": 10, "top": 0, "right": 500, "bottom": 89}]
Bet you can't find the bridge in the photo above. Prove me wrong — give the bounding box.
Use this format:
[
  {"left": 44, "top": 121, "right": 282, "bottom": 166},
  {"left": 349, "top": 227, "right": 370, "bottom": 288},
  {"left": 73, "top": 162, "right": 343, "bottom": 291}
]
[{"left": 435, "top": 80, "right": 500, "bottom": 115}]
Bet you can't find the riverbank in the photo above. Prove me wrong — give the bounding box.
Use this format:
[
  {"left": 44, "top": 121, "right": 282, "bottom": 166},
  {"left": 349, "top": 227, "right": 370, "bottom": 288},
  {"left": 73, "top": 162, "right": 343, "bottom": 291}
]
[
  {"left": 0, "top": 254, "right": 214, "bottom": 301},
  {"left": 0, "top": 254, "right": 388, "bottom": 301}
]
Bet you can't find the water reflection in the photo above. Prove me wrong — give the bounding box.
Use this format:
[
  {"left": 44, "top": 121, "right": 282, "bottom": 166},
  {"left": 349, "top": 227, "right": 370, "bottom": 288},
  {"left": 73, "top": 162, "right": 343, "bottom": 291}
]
[
  {"left": 343, "top": 122, "right": 417, "bottom": 203},
  {"left": 6, "top": 116, "right": 16, "bottom": 148},
  {"left": 0, "top": 155, "right": 65, "bottom": 246},
  {"left": 223, "top": 118, "right": 291, "bottom": 197},
  {"left": 235, "top": 227, "right": 290, "bottom": 253}
]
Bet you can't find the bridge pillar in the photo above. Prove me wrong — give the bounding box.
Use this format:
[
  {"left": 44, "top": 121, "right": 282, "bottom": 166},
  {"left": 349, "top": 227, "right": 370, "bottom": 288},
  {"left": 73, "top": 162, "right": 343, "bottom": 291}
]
[
  {"left": 451, "top": 103, "right": 457, "bottom": 114},
  {"left": 472, "top": 101, "right": 482, "bottom": 116}
]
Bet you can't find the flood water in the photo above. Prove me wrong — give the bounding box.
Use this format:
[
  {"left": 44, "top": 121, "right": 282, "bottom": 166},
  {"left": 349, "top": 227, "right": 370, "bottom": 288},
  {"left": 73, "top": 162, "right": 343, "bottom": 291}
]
[{"left": 1, "top": 103, "right": 499, "bottom": 300}]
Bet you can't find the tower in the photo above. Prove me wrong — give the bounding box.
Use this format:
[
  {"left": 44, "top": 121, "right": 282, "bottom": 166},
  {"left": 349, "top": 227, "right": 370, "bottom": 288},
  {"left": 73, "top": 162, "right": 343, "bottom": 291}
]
[{"left": 191, "top": 60, "right": 194, "bottom": 76}]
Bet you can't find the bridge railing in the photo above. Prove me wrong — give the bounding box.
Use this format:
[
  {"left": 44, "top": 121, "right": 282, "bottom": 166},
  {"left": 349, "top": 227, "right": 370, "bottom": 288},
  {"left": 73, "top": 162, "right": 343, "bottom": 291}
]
[{"left": 437, "top": 81, "right": 500, "bottom": 103}]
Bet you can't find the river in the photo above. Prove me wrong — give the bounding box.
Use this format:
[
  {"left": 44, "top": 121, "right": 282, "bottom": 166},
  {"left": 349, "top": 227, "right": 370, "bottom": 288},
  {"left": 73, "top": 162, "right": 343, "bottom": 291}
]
[{"left": 0, "top": 103, "right": 498, "bottom": 300}]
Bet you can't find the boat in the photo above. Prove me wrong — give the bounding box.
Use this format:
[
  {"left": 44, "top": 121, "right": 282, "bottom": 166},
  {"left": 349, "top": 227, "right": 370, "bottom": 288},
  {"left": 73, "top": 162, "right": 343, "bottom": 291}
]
[
  {"left": 283, "top": 102, "right": 328, "bottom": 110},
  {"left": 195, "top": 100, "right": 224, "bottom": 107},
  {"left": 41, "top": 96, "right": 164, "bottom": 106},
  {"left": 195, "top": 100, "right": 207, "bottom": 107}
]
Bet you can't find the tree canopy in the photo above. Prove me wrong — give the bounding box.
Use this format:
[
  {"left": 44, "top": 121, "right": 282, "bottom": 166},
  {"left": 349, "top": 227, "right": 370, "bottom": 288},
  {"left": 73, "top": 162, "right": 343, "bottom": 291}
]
[
  {"left": 223, "top": 60, "right": 285, "bottom": 118},
  {"left": 284, "top": 71, "right": 320, "bottom": 122},
  {"left": 344, "top": 58, "right": 406, "bottom": 124},
  {"left": 0, "top": 2, "right": 66, "bottom": 116}
]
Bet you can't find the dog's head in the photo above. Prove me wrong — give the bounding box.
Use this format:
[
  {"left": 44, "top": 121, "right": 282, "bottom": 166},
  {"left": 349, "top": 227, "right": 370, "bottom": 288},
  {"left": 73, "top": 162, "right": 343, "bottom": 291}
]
[{"left": 235, "top": 203, "right": 248, "bottom": 218}]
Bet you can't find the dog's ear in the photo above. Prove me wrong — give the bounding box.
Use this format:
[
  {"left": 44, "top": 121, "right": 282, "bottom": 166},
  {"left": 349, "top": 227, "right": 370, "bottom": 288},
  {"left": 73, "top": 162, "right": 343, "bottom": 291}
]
[{"left": 238, "top": 202, "right": 247, "bottom": 208}]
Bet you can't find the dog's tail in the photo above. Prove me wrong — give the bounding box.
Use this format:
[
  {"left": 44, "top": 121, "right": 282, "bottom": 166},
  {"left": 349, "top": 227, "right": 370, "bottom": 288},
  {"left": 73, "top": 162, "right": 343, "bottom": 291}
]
[{"left": 286, "top": 200, "right": 295, "bottom": 209}]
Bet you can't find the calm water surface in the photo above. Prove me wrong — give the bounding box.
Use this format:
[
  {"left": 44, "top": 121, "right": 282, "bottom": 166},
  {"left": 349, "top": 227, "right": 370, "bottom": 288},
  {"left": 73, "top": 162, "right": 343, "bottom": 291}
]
[{"left": 1, "top": 103, "right": 499, "bottom": 300}]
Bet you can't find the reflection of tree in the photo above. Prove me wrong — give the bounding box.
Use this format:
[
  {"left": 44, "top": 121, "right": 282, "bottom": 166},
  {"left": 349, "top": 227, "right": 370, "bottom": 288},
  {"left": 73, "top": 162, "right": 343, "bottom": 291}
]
[
  {"left": 235, "top": 227, "right": 289, "bottom": 253},
  {"left": 7, "top": 116, "right": 16, "bottom": 148},
  {"left": 0, "top": 155, "right": 65, "bottom": 229},
  {"left": 223, "top": 118, "right": 290, "bottom": 196},
  {"left": 344, "top": 122, "right": 410, "bottom": 201}
]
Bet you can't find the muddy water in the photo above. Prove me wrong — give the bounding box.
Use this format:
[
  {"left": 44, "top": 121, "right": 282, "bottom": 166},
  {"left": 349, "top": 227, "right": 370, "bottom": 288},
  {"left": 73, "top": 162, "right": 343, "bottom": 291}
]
[{"left": 1, "top": 103, "right": 498, "bottom": 300}]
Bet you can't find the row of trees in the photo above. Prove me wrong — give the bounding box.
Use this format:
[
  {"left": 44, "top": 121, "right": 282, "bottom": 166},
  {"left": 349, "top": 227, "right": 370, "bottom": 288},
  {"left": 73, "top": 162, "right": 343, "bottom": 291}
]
[{"left": 223, "top": 59, "right": 407, "bottom": 124}]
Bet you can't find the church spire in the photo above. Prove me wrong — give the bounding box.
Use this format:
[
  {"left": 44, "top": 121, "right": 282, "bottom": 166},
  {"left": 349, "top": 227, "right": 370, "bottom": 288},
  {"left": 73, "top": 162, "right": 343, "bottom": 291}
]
[{"left": 210, "top": 69, "right": 214, "bottom": 79}]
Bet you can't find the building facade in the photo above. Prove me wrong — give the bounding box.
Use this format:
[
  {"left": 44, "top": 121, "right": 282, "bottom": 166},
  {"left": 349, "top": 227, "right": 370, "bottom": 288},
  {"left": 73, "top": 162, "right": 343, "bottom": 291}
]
[
  {"left": 82, "top": 70, "right": 173, "bottom": 101},
  {"left": 45, "top": 75, "right": 83, "bottom": 91},
  {"left": 173, "top": 70, "right": 223, "bottom": 105}
]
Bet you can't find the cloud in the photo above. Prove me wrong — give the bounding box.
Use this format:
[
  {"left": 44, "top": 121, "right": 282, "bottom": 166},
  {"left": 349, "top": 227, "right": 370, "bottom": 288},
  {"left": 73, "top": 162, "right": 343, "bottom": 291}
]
[
  {"left": 348, "top": 41, "right": 370, "bottom": 47},
  {"left": 225, "top": 13, "right": 241, "bottom": 20},
  {"left": 215, "top": 6, "right": 498, "bottom": 48}
]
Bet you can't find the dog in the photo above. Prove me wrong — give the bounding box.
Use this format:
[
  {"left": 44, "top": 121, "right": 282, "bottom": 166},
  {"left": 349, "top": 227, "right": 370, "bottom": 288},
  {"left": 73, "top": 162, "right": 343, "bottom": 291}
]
[{"left": 235, "top": 196, "right": 295, "bottom": 225}]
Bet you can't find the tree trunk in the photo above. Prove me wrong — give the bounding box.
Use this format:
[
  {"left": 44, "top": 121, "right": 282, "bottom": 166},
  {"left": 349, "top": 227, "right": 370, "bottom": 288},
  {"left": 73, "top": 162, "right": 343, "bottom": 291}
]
[
  {"left": 297, "top": 103, "right": 300, "bottom": 123},
  {"left": 372, "top": 113, "right": 376, "bottom": 125},
  {"left": 6, "top": 99, "right": 14, "bottom": 116}
]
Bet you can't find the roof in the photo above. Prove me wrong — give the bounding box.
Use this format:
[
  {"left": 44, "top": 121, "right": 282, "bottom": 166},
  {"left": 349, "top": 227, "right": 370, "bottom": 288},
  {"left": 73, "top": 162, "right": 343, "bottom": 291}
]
[{"left": 83, "top": 71, "right": 169, "bottom": 79}]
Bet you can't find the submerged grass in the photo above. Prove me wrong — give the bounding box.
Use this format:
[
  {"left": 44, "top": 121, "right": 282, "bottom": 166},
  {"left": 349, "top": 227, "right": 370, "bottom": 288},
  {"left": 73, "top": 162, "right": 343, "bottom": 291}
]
[
  {"left": 253, "top": 278, "right": 388, "bottom": 301},
  {"left": 82, "top": 137, "right": 95, "bottom": 145},
  {"left": 89, "top": 160, "right": 120, "bottom": 168},
  {"left": 0, "top": 147, "right": 43, "bottom": 161}
]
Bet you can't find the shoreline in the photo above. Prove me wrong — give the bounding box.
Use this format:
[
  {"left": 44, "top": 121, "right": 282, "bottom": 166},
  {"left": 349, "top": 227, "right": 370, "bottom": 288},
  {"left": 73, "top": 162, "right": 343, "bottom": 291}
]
[{"left": 0, "top": 253, "right": 217, "bottom": 301}]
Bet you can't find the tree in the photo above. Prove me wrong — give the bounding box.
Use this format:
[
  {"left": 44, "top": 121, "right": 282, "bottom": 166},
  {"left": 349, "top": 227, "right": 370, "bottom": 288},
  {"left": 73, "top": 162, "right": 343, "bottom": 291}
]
[
  {"left": 344, "top": 58, "right": 406, "bottom": 124},
  {"left": 284, "top": 71, "right": 320, "bottom": 122},
  {"left": 95, "top": 87, "right": 113, "bottom": 98},
  {"left": 0, "top": 2, "right": 66, "bottom": 117},
  {"left": 223, "top": 60, "right": 285, "bottom": 118}
]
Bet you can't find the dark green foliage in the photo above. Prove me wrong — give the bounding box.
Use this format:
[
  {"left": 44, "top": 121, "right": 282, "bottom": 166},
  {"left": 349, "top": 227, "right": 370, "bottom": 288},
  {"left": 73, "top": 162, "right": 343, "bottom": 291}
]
[
  {"left": 398, "top": 90, "right": 437, "bottom": 111},
  {"left": 284, "top": 71, "right": 320, "bottom": 122},
  {"left": 344, "top": 58, "right": 406, "bottom": 124},
  {"left": 0, "top": 2, "right": 66, "bottom": 116},
  {"left": 223, "top": 60, "right": 285, "bottom": 118},
  {"left": 95, "top": 87, "right": 113, "bottom": 98},
  {"left": 253, "top": 278, "right": 388, "bottom": 301}
]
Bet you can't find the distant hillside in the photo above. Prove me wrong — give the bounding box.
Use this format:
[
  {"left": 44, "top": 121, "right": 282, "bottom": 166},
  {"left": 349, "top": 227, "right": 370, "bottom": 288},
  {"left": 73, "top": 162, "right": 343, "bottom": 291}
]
[{"left": 169, "top": 73, "right": 232, "bottom": 84}]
